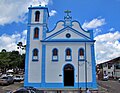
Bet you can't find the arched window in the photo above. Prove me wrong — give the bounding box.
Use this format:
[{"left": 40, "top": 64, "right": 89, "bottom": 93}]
[
  {"left": 78, "top": 48, "right": 84, "bottom": 60},
  {"left": 66, "top": 48, "right": 71, "bottom": 56},
  {"left": 65, "top": 48, "right": 72, "bottom": 61},
  {"left": 53, "top": 48, "right": 58, "bottom": 56},
  {"left": 52, "top": 48, "right": 58, "bottom": 61},
  {"left": 34, "top": 27, "right": 39, "bottom": 39},
  {"left": 35, "top": 11, "right": 40, "bottom": 22},
  {"left": 33, "top": 49, "right": 39, "bottom": 61}
]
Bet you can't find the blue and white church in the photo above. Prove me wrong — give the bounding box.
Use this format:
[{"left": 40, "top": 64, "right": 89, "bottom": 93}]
[{"left": 24, "top": 5, "right": 97, "bottom": 91}]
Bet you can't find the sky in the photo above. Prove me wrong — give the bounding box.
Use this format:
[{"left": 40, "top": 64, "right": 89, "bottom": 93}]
[{"left": 0, "top": 0, "right": 120, "bottom": 64}]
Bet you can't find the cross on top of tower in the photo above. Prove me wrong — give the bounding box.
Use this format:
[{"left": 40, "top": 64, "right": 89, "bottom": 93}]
[{"left": 64, "top": 10, "right": 71, "bottom": 16}]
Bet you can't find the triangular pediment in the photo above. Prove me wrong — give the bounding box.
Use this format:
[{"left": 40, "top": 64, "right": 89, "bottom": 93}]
[{"left": 44, "top": 26, "right": 91, "bottom": 42}]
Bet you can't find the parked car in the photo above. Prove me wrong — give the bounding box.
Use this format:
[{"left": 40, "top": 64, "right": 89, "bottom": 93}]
[
  {"left": 14, "top": 75, "right": 24, "bottom": 82},
  {"left": 7, "top": 74, "right": 13, "bottom": 77},
  {"left": 0, "top": 72, "right": 2, "bottom": 77},
  {"left": 12, "top": 87, "right": 41, "bottom": 93},
  {"left": 1, "top": 74, "right": 7, "bottom": 77},
  {"left": 118, "top": 78, "right": 120, "bottom": 83},
  {"left": 12, "top": 87, "right": 30, "bottom": 93},
  {"left": 0, "top": 76, "right": 14, "bottom": 85},
  {"left": 103, "top": 75, "right": 109, "bottom": 81}
]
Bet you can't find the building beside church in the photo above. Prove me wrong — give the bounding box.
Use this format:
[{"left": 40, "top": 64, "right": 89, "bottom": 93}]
[
  {"left": 97, "top": 57, "right": 120, "bottom": 80},
  {"left": 24, "top": 5, "right": 97, "bottom": 90}
]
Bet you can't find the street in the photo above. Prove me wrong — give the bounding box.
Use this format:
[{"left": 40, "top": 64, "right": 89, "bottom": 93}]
[
  {"left": 97, "top": 80, "right": 120, "bottom": 93},
  {"left": 0, "top": 80, "right": 120, "bottom": 93},
  {"left": 0, "top": 82, "right": 23, "bottom": 93}
]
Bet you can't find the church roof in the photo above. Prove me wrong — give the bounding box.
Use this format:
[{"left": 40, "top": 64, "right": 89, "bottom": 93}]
[
  {"left": 42, "top": 10, "right": 95, "bottom": 42},
  {"left": 42, "top": 26, "right": 95, "bottom": 42}
]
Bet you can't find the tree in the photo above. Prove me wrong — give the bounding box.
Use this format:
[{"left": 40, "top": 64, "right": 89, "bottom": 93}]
[
  {"left": 1, "top": 49, "right": 6, "bottom": 52},
  {"left": 0, "top": 51, "right": 10, "bottom": 73},
  {"left": 0, "top": 50, "right": 25, "bottom": 73}
]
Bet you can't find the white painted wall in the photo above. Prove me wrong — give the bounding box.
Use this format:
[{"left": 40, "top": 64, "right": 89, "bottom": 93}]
[
  {"left": 72, "top": 22, "right": 90, "bottom": 37},
  {"left": 28, "top": 9, "right": 45, "bottom": 83},
  {"left": 46, "top": 21, "right": 64, "bottom": 37},
  {"left": 103, "top": 64, "right": 114, "bottom": 77},
  {"left": 51, "top": 30, "right": 88, "bottom": 40},
  {"left": 28, "top": 41, "right": 42, "bottom": 83},
  {"left": 45, "top": 42, "right": 92, "bottom": 83}
]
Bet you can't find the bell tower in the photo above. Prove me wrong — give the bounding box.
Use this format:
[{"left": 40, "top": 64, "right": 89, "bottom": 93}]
[
  {"left": 28, "top": 5, "right": 49, "bottom": 40},
  {"left": 24, "top": 5, "right": 49, "bottom": 86}
]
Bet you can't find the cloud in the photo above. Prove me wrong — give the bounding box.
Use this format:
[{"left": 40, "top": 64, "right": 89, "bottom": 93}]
[
  {"left": 95, "top": 31, "right": 120, "bottom": 64},
  {"left": 0, "top": 0, "right": 29, "bottom": 25},
  {"left": 82, "top": 17, "right": 106, "bottom": 30},
  {"left": 0, "top": 30, "right": 27, "bottom": 53},
  {"left": 0, "top": 0, "right": 51, "bottom": 25},
  {"left": 31, "top": 0, "right": 50, "bottom": 6},
  {"left": 49, "top": 10, "right": 57, "bottom": 16},
  {"left": 93, "top": 28, "right": 102, "bottom": 37},
  {"left": 109, "top": 28, "right": 115, "bottom": 32}
]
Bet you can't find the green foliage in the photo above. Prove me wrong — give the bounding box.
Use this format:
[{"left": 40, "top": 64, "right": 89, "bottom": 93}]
[
  {"left": 0, "top": 50, "right": 25, "bottom": 73},
  {"left": 1, "top": 49, "right": 6, "bottom": 52}
]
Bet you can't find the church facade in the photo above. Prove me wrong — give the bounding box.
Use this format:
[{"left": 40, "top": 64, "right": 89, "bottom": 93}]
[{"left": 24, "top": 5, "right": 97, "bottom": 90}]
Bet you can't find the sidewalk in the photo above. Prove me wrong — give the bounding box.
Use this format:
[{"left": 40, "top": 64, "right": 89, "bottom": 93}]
[
  {"left": 97, "top": 85, "right": 108, "bottom": 93},
  {"left": 1, "top": 82, "right": 109, "bottom": 93}
]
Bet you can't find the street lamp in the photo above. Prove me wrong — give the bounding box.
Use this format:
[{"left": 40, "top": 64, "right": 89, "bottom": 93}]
[{"left": 17, "top": 42, "right": 26, "bottom": 71}]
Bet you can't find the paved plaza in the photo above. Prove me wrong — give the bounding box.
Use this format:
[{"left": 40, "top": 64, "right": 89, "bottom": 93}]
[{"left": 0, "top": 80, "right": 120, "bottom": 93}]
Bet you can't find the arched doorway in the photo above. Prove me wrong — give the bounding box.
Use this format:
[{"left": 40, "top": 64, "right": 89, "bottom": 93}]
[{"left": 64, "top": 64, "right": 74, "bottom": 86}]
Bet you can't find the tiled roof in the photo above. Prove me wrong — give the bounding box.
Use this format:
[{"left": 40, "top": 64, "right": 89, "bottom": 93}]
[{"left": 99, "top": 56, "right": 120, "bottom": 65}]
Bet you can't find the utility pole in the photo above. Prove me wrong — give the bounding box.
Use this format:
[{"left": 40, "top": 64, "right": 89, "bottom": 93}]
[
  {"left": 85, "top": 42, "right": 87, "bottom": 92},
  {"left": 78, "top": 60, "right": 79, "bottom": 92}
]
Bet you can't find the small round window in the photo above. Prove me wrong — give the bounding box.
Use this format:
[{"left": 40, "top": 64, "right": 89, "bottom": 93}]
[{"left": 66, "top": 33, "right": 71, "bottom": 38}]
